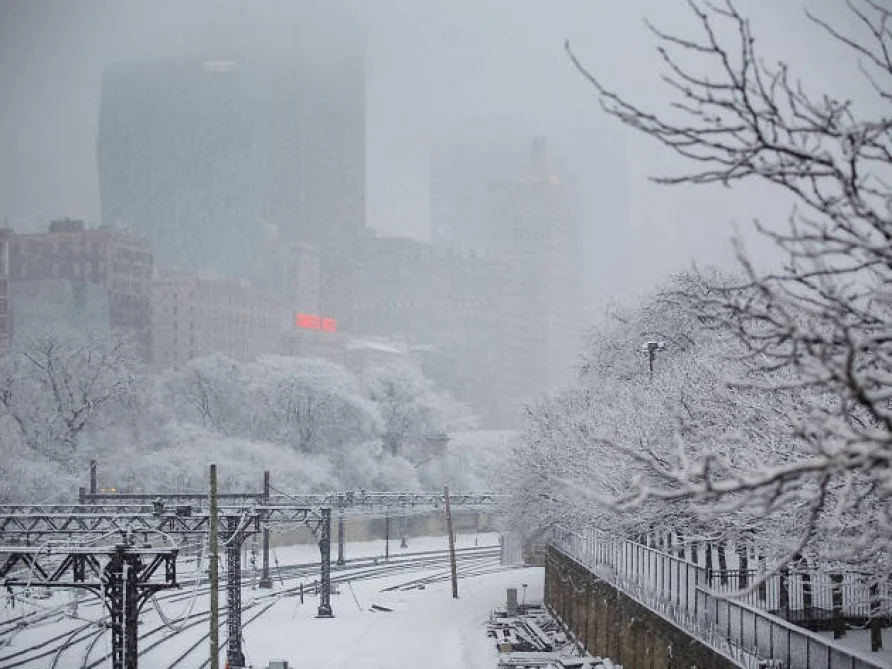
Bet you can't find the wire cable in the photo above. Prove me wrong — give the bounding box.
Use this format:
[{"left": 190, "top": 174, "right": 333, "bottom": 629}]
[{"left": 151, "top": 539, "right": 206, "bottom": 631}]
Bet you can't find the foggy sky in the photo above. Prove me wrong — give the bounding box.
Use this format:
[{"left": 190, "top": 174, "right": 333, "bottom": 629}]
[{"left": 0, "top": 0, "right": 873, "bottom": 310}]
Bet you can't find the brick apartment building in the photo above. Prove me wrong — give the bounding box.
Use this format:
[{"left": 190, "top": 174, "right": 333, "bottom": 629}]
[
  {"left": 151, "top": 272, "right": 291, "bottom": 369},
  {"left": 4, "top": 219, "right": 153, "bottom": 356}
]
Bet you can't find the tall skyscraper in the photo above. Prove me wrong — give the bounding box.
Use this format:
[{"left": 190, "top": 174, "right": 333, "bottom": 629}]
[
  {"left": 429, "top": 114, "right": 533, "bottom": 252},
  {"left": 485, "top": 137, "right": 585, "bottom": 392},
  {"left": 98, "top": 57, "right": 261, "bottom": 277},
  {"left": 97, "top": 32, "right": 365, "bottom": 328}
]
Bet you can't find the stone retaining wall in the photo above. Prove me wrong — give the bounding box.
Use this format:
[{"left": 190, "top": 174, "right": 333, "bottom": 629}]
[{"left": 546, "top": 546, "right": 743, "bottom": 669}]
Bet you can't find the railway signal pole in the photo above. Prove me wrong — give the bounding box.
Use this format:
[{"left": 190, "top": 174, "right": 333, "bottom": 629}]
[
  {"left": 209, "top": 463, "right": 220, "bottom": 669},
  {"left": 385, "top": 512, "right": 390, "bottom": 562}
]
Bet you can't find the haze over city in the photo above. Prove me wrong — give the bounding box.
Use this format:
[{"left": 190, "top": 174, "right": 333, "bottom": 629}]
[
  {"left": 2, "top": 0, "right": 866, "bottom": 306},
  {"left": 1, "top": 1, "right": 891, "bottom": 666}
]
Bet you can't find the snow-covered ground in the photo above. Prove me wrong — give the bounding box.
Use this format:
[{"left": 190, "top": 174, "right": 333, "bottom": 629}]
[
  {"left": 1, "top": 531, "right": 538, "bottom": 668},
  {"left": 816, "top": 629, "right": 892, "bottom": 667},
  {"left": 237, "top": 565, "right": 543, "bottom": 669}
]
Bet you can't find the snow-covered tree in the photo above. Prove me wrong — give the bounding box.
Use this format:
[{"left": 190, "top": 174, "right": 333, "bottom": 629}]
[
  {"left": 565, "top": 0, "right": 892, "bottom": 569},
  {"left": 0, "top": 333, "right": 136, "bottom": 466},
  {"left": 365, "top": 365, "right": 476, "bottom": 457},
  {"left": 417, "top": 430, "right": 514, "bottom": 492},
  {"left": 512, "top": 272, "right": 841, "bottom": 568},
  {"left": 245, "top": 355, "right": 380, "bottom": 457},
  {"left": 1, "top": 347, "right": 494, "bottom": 501},
  {"left": 160, "top": 354, "right": 245, "bottom": 437}
]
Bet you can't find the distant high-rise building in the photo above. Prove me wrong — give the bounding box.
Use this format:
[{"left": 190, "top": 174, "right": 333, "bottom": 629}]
[
  {"left": 430, "top": 115, "right": 533, "bottom": 252},
  {"left": 97, "top": 33, "right": 365, "bottom": 329},
  {"left": 485, "top": 137, "right": 585, "bottom": 392},
  {"left": 354, "top": 136, "right": 586, "bottom": 427},
  {"left": 351, "top": 233, "right": 540, "bottom": 428}
]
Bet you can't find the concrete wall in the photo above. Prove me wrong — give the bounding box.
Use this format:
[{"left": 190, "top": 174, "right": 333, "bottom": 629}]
[{"left": 546, "top": 547, "right": 742, "bottom": 669}]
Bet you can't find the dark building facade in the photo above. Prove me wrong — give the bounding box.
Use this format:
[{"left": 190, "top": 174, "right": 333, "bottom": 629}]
[{"left": 97, "top": 35, "right": 365, "bottom": 329}]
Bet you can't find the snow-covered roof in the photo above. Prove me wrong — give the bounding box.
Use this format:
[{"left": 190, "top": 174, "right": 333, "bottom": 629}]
[{"left": 347, "top": 339, "right": 408, "bottom": 354}]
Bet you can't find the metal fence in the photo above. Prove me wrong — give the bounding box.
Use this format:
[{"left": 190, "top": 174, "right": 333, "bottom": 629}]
[
  {"left": 553, "top": 528, "right": 887, "bottom": 669},
  {"left": 706, "top": 568, "right": 889, "bottom": 621}
]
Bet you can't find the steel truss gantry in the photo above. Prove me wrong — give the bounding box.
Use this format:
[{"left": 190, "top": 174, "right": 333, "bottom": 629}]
[
  {"left": 79, "top": 488, "right": 504, "bottom": 570},
  {"left": 0, "top": 505, "right": 262, "bottom": 668},
  {"left": 0, "top": 501, "right": 334, "bottom": 667},
  {"left": 0, "top": 543, "right": 178, "bottom": 669},
  {"left": 79, "top": 490, "right": 506, "bottom": 511},
  {"left": 2, "top": 461, "right": 505, "bottom": 668}
]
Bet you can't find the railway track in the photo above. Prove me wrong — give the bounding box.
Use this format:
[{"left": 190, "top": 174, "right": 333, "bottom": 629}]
[
  {"left": 0, "top": 544, "right": 504, "bottom": 668},
  {"left": 136, "top": 549, "right": 503, "bottom": 669},
  {"left": 0, "top": 544, "right": 484, "bottom": 638},
  {"left": 185, "top": 553, "right": 509, "bottom": 669}
]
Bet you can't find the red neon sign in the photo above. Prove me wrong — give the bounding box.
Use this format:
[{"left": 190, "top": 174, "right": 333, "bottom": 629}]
[{"left": 295, "top": 313, "right": 337, "bottom": 333}]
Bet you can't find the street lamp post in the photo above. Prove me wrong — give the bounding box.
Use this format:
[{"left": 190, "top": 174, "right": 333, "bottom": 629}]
[{"left": 642, "top": 341, "right": 667, "bottom": 381}]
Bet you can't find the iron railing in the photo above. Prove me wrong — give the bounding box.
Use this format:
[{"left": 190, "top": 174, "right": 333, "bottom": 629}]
[
  {"left": 705, "top": 568, "right": 890, "bottom": 622},
  {"left": 553, "top": 528, "right": 887, "bottom": 669}
]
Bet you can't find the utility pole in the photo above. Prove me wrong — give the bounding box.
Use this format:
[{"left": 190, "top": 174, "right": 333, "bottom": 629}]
[
  {"left": 444, "top": 485, "right": 458, "bottom": 599},
  {"left": 209, "top": 463, "right": 219, "bottom": 669},
  {"left": 316, "top": 508, "right": 333, "bottom": 617},
  {"left": 385, "top": 513, "right": 390, "bottom": 562},
  {"left": 400, "top": 506, "right": 408, "bottom": 548},
  {"left": 259, "top": 470, "right": 272, "bottom": 588},
  {"left": 337, "top": 511, "right": 346, "bottom": 566}
]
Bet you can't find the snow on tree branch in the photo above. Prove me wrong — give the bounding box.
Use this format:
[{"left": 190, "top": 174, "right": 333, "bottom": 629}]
[{"left": 536, "top": 0, "right": 892, "bottom": 574}]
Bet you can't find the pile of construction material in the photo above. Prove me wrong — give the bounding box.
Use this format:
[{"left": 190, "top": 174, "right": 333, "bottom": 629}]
[{"left": 487, "top": 589, "right": 620, "bottom": 669}]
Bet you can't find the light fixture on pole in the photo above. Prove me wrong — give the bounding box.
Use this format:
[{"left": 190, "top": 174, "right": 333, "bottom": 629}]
[{"left": 641, "top": 341, "right": 667, "bottom": 380}]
